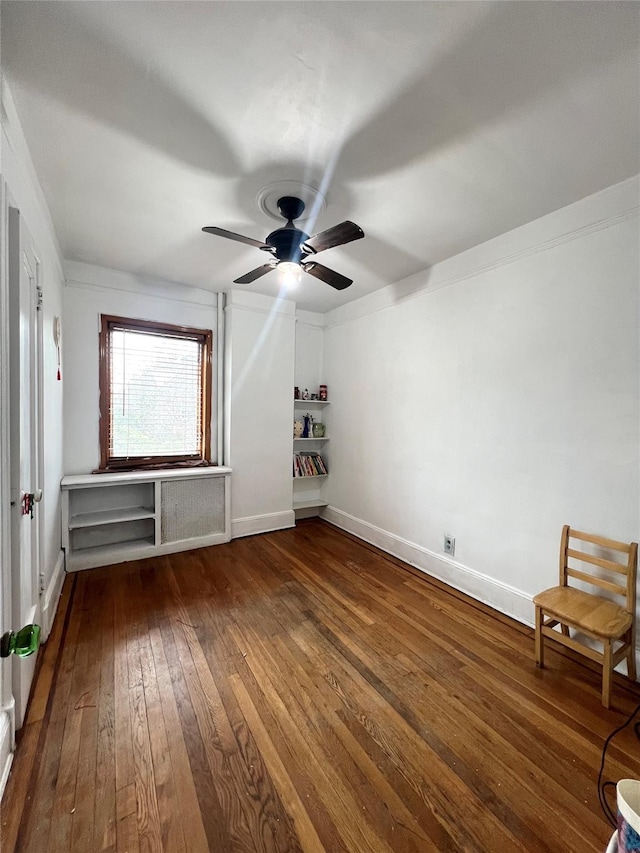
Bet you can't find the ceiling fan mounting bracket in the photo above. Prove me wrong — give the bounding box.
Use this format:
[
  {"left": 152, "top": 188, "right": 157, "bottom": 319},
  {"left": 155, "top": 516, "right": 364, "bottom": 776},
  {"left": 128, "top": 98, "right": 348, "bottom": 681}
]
[
  {"left": 256, "top": 181, "right": 326, "bottom": 223},
  {"left": 277, "top": 196, "right": 306, "bottom": 222}
]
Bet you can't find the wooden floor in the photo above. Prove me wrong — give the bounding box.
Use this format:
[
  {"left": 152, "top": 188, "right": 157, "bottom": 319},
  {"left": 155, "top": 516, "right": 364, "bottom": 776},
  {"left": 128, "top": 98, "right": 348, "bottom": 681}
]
[{"left": 2, "top": 520, "right": 640, "bottom": 852}]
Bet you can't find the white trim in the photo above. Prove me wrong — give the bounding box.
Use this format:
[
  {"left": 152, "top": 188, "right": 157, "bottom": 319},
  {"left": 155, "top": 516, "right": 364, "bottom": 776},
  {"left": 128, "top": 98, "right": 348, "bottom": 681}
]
[
  {"left": 225, "top": 289, "right": 296, "bottom": 319},
  {"left": 0, "top": 179, "right": 15, "bottom": 758},
  {"left": 65, "top": 277, "right": 215, "bottom": 309},
  {"left": 0, "top": 707, "right": 15, "bottom": 800},
  {"left": 64, "top": 268, "right": 217, "bottom": 309},
  {"left": 224, "top": 302, "right": 296, "bottom": 320},
  {"left": 61, "top": 466, "right": 232, "bottom": 488},
  {"left": 65, "top": 531, "right": 232, "bottom": 572},
  {"left": 321, "top": 506, "right": 534, "bottom": 626},
  {"left": 295, "top": 309, "right": 325, "bottom": 329},
  {"left": 216, "top": 292, "right": 226, "bottom": 465},
  {"left": 231, "top": 510, "right": 295, "bottom": 539},
  {"left": 41, "top": 551, "right": 65, "bottom": 641}
]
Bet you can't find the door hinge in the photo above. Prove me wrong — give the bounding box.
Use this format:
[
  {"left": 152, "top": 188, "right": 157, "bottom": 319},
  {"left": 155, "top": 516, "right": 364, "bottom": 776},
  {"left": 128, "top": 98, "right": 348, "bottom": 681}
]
[{"left": 39, "top": 571, "right": 45, "bottom": 595}]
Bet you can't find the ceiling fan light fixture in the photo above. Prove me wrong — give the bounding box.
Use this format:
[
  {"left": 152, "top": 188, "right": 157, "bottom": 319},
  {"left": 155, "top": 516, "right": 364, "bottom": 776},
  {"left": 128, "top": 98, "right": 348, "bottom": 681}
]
[{"left": 279, "top": 261, "right": 302, "bottom": 288}]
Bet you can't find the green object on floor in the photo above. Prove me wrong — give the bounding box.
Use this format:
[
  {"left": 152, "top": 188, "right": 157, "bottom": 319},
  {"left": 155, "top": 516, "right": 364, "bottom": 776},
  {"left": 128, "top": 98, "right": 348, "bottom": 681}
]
[{"left": 0, "top": 624, "right": 41, "bottom": 658}]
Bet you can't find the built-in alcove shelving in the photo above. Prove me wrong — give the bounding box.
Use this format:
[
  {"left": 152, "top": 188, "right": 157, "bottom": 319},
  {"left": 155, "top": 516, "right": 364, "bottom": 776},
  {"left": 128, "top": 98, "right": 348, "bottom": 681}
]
[{"left": 293, "top": 398, "right": 330, "bottom": 518}]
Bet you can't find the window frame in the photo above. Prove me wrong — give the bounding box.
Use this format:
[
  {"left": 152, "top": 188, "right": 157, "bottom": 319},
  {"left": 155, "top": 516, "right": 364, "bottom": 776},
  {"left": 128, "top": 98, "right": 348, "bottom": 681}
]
[{"left": 98, "top": 314, "right": 213, "bottom": 472}]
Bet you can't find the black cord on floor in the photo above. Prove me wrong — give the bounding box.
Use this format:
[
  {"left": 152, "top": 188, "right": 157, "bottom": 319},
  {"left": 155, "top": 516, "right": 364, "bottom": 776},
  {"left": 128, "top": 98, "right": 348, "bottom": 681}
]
[{"left": 598, "top": 701, "right": 640, "bottom": 827}]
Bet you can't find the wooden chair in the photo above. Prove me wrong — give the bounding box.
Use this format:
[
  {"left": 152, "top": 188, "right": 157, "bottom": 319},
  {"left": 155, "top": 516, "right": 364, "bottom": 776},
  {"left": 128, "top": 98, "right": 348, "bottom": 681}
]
[{"left": 533, "top": 525, "right": 638, "bottom": 708}]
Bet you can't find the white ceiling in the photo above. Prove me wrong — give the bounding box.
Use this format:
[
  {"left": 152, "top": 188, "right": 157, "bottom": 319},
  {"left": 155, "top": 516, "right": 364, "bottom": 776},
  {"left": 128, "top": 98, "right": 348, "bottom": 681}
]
[{"left": 2, "top": 1, "right": 639, "bottom": 313}]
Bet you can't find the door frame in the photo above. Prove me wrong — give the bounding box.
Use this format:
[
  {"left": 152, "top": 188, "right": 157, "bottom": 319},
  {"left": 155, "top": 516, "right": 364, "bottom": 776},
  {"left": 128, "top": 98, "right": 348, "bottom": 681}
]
[
  {"left": 8, "top": 205, "right": 44, "bottom": 730},
  {"left": 0, "top": 180, "right": 16, "bottom": 791}
]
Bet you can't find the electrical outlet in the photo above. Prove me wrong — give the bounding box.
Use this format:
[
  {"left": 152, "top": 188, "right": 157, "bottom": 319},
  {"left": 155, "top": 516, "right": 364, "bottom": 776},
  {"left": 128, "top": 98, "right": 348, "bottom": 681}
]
[{"left": 444, "top": 535, "right": 455, "bottom": 556}]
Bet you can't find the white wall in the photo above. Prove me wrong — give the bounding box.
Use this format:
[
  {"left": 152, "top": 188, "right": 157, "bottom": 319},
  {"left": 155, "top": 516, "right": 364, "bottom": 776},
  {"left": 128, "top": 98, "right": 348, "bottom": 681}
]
[
  {"left": 322, "top": 176, "right": 640, "bottom": 627},
  {"left": 63, "top": 261, "right": 218, "bottom": 474},
  {"left": 225, "top": 290, "right": 296, "bottom": 537},
  {"left": 295, "top": 310, "right": 324, "bottom": 396}
]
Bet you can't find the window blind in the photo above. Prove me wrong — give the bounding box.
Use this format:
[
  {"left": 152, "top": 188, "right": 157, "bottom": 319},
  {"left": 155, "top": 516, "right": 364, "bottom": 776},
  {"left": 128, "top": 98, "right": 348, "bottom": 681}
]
[{"left": 107, "top": 323, "right": 206, "bottom": 460}]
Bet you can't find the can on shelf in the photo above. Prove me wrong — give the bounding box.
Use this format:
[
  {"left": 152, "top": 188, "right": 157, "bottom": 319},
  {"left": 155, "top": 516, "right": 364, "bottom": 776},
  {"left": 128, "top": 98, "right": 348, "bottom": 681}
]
[{"left": 319, "top": 384, "right": 328, "bottom": 401}]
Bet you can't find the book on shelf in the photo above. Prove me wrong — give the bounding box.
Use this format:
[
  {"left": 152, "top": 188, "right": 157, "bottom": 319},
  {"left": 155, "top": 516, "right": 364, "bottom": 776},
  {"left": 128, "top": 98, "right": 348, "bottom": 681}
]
[{"left": 293, "top": 451, "right": 328, "bottom": 477}]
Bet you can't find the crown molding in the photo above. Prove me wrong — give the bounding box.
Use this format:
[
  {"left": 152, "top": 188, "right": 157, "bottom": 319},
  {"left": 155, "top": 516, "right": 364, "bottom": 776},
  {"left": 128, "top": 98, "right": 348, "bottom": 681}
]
[
  {"left": 64, "top": 260, "right": 218, "bottom": 308},
  {"left": 224, "top": 289, "right": 296, "bottom": 319}
]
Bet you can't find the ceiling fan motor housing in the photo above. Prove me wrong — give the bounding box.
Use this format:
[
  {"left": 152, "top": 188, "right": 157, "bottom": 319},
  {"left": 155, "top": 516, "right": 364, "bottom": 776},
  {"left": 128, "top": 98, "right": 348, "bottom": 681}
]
[
  {"left": 265, "top": 226, "right": 311, "bottom": 263},
  {"left": 265, "top": 197, "right": 312, "bottom": 262}
]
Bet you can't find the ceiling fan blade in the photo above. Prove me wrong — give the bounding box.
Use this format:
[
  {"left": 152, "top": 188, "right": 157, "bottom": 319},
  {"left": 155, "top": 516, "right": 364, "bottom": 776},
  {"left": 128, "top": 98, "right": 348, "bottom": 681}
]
[
  {"left": 202, "top": 226, "right": 273, "bottom": 251},
  {"left": 302, "top": 261, "right": 352, "bottom": 291},
  {"left": 233, "top": 263, "right": 277, "bottom": 285},
  {"left": 302, "top": 221, "right": 364, "bottom": 254}
]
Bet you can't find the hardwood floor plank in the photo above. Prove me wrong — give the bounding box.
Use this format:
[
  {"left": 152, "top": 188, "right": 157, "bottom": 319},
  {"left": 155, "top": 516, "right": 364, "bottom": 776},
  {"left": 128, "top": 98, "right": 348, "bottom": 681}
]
[
  {"left": 228, "top": 673, "right": 325, "bottom": 853},
  {"left": 154, "top": 582, "right": 232, "bottom": 853},
  {"left": 3, "top": 520, "right": 637, "bottom": 852},
  {"left": 122, "top": 569, "right": 164, "bottom": 852},
  {"left": 93, "top": 576, "right": 117, "bottom": 852},
  {"left": 115, "top": 783, "right": 139, "bottom": 853},
  {"left": 69, "top": 577, "right": 105, "bottom": 852},
  {"left": 142, "top": 565, "right": 210, "bottom": 853},
  {"left": 47, "top": 573, "right": 95, "bottom": 852},
  {"left": 113, "top": 570, "right": 136, "bottom": 797}
]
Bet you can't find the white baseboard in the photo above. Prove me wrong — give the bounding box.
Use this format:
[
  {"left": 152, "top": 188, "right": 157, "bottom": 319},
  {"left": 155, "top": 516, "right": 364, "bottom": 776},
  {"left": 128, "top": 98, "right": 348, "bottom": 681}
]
[
  {"left": 41, "top": 550, "right": 65, "bottom": 641},
  {"left": 0, "top": 702, "right": 14, "bottom": 800},
  {"left": 232, "top": 510, "right": 295, "bottom": 540},
  {"left": 321, "top": 506, "right": 534, "bottom": 627}
]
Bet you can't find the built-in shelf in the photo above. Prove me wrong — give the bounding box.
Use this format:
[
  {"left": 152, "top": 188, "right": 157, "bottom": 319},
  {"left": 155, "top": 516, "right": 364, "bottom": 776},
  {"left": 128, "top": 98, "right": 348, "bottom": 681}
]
[
  {"left": 292, "top": 395, "right": 329, "bottom": 521},
  {"left": 69, "top": 506, "right": 155, "bottom": 529},
  {"left": 292, "top": 474, "right": 327, "bottom": 480},
  {"left": 73, "top": 537, "right": 156, "bottom": 558},
  {"left": 293, "top": 499, "right": 329, "bottom": 510},
  {"left": 67, "top": 537, "right": 157, "bottom": 571}
]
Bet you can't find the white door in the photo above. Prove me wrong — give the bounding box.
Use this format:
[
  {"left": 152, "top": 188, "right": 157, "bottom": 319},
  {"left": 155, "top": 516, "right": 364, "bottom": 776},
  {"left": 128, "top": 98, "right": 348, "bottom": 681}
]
[{"left": 8, "top": 207, "right": 43, "bottom": 729}]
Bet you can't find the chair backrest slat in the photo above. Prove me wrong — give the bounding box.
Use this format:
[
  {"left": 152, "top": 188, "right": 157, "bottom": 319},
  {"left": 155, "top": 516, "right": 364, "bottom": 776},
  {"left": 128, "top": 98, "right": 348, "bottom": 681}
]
[
  {"left": 560, "top": 526, "right": 638, "bottom": 614},
  {"left": 566, "top": 548, "right": 629, "bottom": 575},
  {"left": 565, "top": 568, "right": 627, "bottom": 597},
  {"left": 569, "top": 528, "right": 630, "bottom": 553}
]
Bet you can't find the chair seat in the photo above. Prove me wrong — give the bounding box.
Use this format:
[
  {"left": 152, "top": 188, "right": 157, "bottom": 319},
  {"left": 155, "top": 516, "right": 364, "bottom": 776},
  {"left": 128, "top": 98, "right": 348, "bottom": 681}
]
[{"left": 533, "top": 586, "right": 632, "bottom": 638}]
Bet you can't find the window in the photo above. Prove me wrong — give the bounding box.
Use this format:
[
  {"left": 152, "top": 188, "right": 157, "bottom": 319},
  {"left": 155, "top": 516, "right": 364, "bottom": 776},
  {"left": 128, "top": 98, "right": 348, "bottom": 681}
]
[{"left": 98, "top": 315, "right": 212, "bottom": 471}]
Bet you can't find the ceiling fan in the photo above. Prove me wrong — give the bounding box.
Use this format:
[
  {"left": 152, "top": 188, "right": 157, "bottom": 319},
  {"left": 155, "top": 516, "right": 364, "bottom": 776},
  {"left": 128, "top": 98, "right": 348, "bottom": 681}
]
[{"left": 202, "top": 196, "right": 364, "bottom": 290}]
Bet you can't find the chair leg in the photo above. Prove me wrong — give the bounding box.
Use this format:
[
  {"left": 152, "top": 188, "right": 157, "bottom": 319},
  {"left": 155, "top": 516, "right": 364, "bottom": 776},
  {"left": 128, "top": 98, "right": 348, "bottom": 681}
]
[
  {"left": 561, "top": 624, "right": 570, "bottom": 637},
  {"left": 535, "top": 606, "right": 544, "bottom": 668},
  {"left": 628, "top": 627, "right": 637, "bottom": 682},
  {"left": 603, "top": 639, "right": 613, "bottom": 709}
]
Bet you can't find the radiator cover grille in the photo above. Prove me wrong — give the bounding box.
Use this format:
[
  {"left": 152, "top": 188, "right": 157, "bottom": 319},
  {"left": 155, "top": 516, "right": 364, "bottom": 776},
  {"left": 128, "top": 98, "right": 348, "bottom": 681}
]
[{"left": 161, "top": 477, "right": 226, "bottom": 543}]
